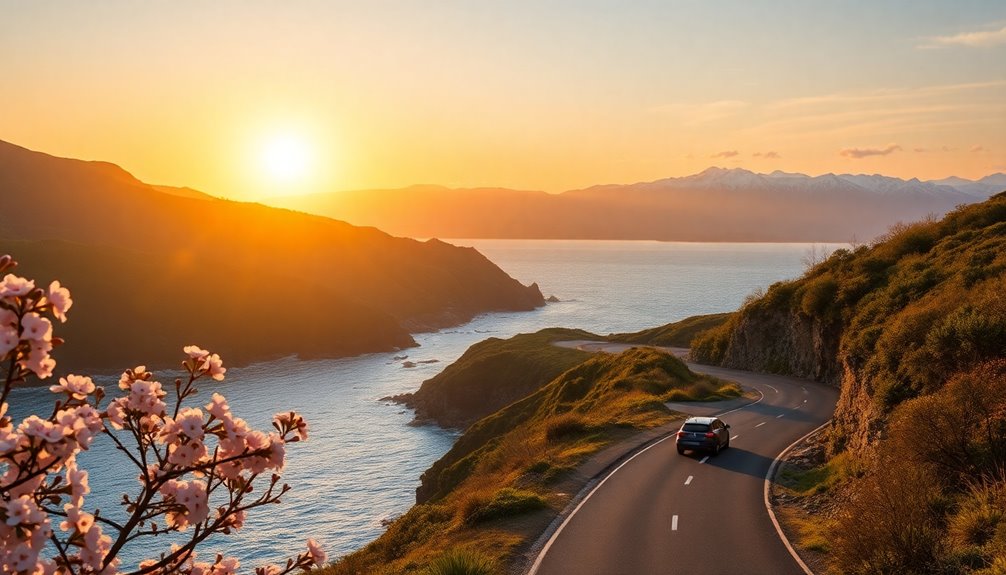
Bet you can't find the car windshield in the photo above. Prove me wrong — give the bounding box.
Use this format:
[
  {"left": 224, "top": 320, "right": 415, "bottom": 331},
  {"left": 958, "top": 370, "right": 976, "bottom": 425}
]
[{"left": 682, "top": 423, "right": 710, "bottom": 432}]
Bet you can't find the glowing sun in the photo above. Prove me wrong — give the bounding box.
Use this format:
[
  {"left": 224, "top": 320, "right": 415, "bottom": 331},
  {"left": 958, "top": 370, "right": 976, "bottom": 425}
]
[{"left": 260, "top": 134, "right": 312, "bottom": 184}]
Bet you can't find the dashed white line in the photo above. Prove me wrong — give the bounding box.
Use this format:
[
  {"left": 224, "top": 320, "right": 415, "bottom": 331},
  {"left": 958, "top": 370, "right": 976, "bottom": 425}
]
[
  {"left": 803, "top": 399, "right": 808, "bottom": 403},
  {"left": 766, "top": 384, "right": 779, "bottom": 393},
  {"left": 699, "top": 456, "right": 709, "bottom": 464},
  {"left": 684, "top": 475, "right": 693, "bottom": 485},
  {"left": 755, "top": 422, "right": 766, "bottom": 428},
  {"left": 776, "top": 414, "right": 785, "bottom": 419},
  {"left": 730, "top": 434, "right": 739, "bottom": 440},
  {"left": 671, "top": 515, "right": 679, "bottom": 531}
]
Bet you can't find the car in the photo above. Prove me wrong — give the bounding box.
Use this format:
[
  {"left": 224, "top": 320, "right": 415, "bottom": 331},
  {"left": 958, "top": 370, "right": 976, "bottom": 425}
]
[{"left": 675, "top": 416, "right": 730, "bottom": 455}]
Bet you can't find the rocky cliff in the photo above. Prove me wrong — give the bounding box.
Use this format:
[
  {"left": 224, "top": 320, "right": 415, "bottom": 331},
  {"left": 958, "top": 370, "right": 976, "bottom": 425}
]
[{"left": 693, "top": 192, "right": 1006, "bottom": 454}]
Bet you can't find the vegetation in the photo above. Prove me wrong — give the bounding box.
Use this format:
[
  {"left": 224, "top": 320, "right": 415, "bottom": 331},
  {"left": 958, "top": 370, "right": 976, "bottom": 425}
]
[
  {"left": 608, "top": 312, "right": 733, "bottom": 348},
  {"left": 322, "top": 346, "right": 735, "bottom": 573},
  {"left": 398, "top": 328, "right": 596, "bottom": 428},
  {"left": 691, "top": 192, "right": 1006, "bottom": 573}
]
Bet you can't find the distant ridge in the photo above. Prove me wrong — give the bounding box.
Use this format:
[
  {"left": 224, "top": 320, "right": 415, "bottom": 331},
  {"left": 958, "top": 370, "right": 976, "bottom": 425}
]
[
  {"left": 0, "top": 139, "right": 544, "bottom": 372},
  {"left": 272, "top": 167, "right": 1006, "bottom": 243}
]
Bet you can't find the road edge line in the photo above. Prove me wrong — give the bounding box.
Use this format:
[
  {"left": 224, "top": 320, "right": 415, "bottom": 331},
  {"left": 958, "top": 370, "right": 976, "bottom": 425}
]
[
  {"left": 524, "top": 385, "right": 766, "bottom": 575},
  {"left": 525, "top": 431, "right": 676, "bottom": 575},
  {"left": 764, "top": 420, "right": 832, "bottom": 575}
]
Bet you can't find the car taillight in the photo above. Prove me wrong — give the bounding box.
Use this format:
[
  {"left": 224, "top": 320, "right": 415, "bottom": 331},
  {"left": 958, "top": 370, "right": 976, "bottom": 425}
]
[
  {"left": 676, "top": 431, "right": 685, "bottom": 437},
  {"left": 704, "top": 432, "right": 716, "bottom": 438}
]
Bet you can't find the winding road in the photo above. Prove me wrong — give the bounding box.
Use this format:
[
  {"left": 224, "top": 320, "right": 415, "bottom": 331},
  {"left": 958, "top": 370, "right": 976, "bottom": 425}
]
[{"left": 529, "top": 344, "right": 839, "bottom": 575}]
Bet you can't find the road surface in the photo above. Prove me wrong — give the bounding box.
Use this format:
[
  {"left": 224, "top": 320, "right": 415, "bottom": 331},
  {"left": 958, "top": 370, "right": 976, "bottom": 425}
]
[{"left": 529, "top": 352, "right": 839, "bottom": 575}]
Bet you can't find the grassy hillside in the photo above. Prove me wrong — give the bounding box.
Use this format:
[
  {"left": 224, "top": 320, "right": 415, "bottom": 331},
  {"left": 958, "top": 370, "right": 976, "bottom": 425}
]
[
  {"left": 0, "top": 140, "right": 543, "bottom": 371},
  {"left": 324, "top": 347, "right": 739, "bottom": 574},
  {"left": 691, "top": 192, "right": 1006, "bottom": 573},
  {"left": 399, "top": 316, "right": 734, "bottom": 430},
  {"left": 609, "top": 312, "right": 733, "bottom": 348},
  {"left": 396, "top": 328, "right": 596, "bottom": 429}
]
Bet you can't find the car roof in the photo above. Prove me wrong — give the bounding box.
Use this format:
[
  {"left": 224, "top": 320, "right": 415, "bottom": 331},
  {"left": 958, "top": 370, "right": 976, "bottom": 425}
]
[{"left": 683, "top": 416, "right": 718, "bottom": 424}]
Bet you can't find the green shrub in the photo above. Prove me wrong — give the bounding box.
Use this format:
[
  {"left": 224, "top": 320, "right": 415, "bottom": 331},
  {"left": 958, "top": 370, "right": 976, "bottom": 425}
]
[
  {"left": 422, "top": 549, "right": 499, "bottom": 575},
  {"left": 799, "top": 273, "right": 838, "bottom": 318},
  {"left": 461, "top": 487, "right": 547, "bottom": 525},
  {"left": 544, "top": 412, "right": 591, "bottom": 442}
]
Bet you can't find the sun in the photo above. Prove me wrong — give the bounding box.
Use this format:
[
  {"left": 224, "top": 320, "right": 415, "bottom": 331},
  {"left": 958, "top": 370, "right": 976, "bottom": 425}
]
[{"left": 260, "top": 133, "right": 312, "bottom": 184}]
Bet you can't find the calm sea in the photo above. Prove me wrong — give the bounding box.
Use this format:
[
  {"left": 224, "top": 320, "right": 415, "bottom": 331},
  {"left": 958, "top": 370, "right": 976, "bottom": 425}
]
[{"left": 7, "top": 240, "right": 840, "bottom": 567}]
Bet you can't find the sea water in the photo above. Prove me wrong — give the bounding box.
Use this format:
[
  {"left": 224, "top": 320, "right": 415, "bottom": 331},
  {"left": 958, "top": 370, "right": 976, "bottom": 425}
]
[{"left": 6, "top": 240, "right": 842, "bottom": 566}]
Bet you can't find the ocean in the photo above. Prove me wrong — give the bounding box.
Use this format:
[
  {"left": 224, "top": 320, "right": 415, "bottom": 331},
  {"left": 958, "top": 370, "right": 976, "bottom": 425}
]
[{"left": 6, "top": 240, "right": 842, "bottom": 567}]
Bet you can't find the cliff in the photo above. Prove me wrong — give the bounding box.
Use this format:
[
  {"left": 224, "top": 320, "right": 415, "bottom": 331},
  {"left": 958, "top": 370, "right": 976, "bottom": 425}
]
[
  {"left": 0, "top": 140, "right": 544, "bottom": 371},
  {"left": 690, "top": 192, "right": 1006, "bottom": 572},
  {"left": 692, "top": 192, "right": 1006, "bottom": 453}
]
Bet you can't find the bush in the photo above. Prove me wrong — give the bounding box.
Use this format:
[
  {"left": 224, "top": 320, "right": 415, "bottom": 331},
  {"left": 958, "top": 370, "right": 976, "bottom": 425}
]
[
  {"left": 423, "top": 549, "right": 499, "bottom": 575},
  {"left": 459, "top": 487, "right": 547, "bottom": 525},
  {"left": 544, "top": 412, "right": 591, "bottom": 442}
]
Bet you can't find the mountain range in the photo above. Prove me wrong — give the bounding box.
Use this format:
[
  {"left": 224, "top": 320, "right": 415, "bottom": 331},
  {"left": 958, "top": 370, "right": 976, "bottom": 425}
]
[
  {"left": 0, "top": 140, "right": 543, "bottom": 372},
  {"left": 272, "top": 168, "right": 1006, "bottom": 242}
]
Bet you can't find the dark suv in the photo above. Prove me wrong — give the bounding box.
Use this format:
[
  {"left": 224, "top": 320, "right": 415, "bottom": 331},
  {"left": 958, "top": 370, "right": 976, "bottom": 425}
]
[{"left": 675, "top": 416, "right": 730, "bottom": 455}]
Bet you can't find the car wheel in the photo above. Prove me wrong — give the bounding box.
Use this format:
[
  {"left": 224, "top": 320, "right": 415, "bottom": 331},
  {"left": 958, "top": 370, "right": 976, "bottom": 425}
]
[
  {"left": 677, "top": 446, "right": 686, "bottom": 455},
  {"left": 724, "top": 436, "right": 730, "bottom": 450},
  {"left": 712, "top": 442, "right": 720, "bottom": 456}
]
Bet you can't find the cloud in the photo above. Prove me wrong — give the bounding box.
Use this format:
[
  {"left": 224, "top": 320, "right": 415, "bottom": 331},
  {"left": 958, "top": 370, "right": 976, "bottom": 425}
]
[
  {"left": 920, "top": 24, "right": 1006, "bottom": 49},
  {"left": 711, "top": 150, "right": 739, "bottom": 158},
  {"left": 753, "top": 151, "right": 780, "bottom": 159},
  {"left": 971, "top": 145, "right": 989, "bottom": 153},
  {"left": 839, "top": 144, "right": 902, "bottom": 159}
]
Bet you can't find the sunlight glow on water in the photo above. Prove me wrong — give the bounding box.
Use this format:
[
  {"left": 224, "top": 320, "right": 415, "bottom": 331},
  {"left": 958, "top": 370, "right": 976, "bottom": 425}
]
[{"left": 8, "top": 240, "right": 841, "bottom": 567}]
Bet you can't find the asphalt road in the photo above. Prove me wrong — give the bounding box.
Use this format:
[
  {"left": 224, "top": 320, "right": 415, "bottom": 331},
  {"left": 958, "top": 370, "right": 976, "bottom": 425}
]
[{"left": 528, "top": 356, "right": 839, "bottom": 575}]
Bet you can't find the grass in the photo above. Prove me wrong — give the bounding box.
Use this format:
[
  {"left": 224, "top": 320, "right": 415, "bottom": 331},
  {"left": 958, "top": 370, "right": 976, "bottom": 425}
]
[
  {"left": 608, "top": 313, "right": 734, "bottom": 347},
  {"left": 422, "top": 550, "right": 499, "bottom": 575},
  {"left": 322, "top": 345, "right": 737, "bottom": 573}
]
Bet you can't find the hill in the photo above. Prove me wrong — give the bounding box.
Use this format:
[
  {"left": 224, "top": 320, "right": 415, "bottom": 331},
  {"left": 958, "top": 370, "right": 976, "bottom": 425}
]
[
  {"left": 0, "top": 140, "right": 544, "bottom": 371},
  {"left": 395, "top": 317, "right": 732, "bottom": 430},
  {"left": 690, "top": 192, "right": 1006, "bottom": 572},
  {"left": 270, "top": 168, "right": 1003, "bottom": 242},
  {"left": 324, "top": 346, "right": 739, "bottom": 574}
]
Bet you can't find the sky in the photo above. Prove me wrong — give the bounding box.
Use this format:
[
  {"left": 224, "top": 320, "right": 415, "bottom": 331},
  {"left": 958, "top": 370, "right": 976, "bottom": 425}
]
[{"left": 2, "top": 0, "right": 1005, "bottom": 199}]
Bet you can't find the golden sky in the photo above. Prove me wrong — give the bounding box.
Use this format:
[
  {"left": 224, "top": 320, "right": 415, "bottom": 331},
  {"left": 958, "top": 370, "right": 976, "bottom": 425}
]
[{"left": 2, "top": 1, "right": 1004, "bottom": 199}]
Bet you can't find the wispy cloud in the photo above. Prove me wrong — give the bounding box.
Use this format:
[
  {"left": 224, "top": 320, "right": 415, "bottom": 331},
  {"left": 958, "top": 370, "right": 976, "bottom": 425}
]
[
  {"left": 711, "top": 150, "right": 739, "bottom": 158},
  {"left": 919, "top": 24, "right": 1006, "bottom": 49},
  {"left": 753, "top": 151, "right": 780, "bottom": 158},
  {"left": 839, "top": 144, "right": 902, "bottom": 159},
  {"left": 652, "top": 100, "right": 749, "bottom": 125},
  {"left": 971, "top": 145, "right": 989, "bottom": 153}
]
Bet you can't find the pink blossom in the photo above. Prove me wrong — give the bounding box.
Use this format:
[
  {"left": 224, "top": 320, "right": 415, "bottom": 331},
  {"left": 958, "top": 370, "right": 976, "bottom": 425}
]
[
  {"left": 205, "top": 392, "right": 231, "bottom": 420},
  {"left": 5, "top": 496, "right": 38, "bottom": 526},
  {"left": 0, "top": 274, "right": 34, "bottom": 297},
  {"left": 204, "top": 353, "right": 226, "bottom": 380},
  {"left": 104, "top": 397, "right": 127, "bottom": 429},
  {"left": 80, "top": 522, "right": 115, "bottom": 572},
  {"left": 20, "top": 312, "right": 52, "bottom": 342},
  {"left": 168, "top": 439, "right": 208, "bottom": 467},
  {"left": 47, "top": 280, "right": 72, "bottom": 322},
  {"left": 275, "top": 411, "right": 309, "bottom": 442},
  {"left": 49, "top": 374, "right": 95, "bottom": 400},
  {"left": 19, "top": 415, "right": 66, "bottom": 444},
  {"left": 306, "top": 538, "right": 327, "bottom": 566},
  {"left": 59, "top": 504, "right": 95, "bottom": 534},
  {"left": 118, "top": 365, "right": 150, "bottom": 390},
  {"left": 19, "top": 339, "right": 55, "bottom": 379},
  {"left": 0, "top": 325, "right": 17, "bottom": 357},
  {"left": 184, "top": 345, "right": 210, "bottom": 360},
  {"left": 210, "top": 557, "right": 240, "bottom": 575},
  {"left": 6, "top": 541, "right": 39, "bottom": 572},
  {"left": 64, "top": 458, "right": 90, "bottom": 506}
]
